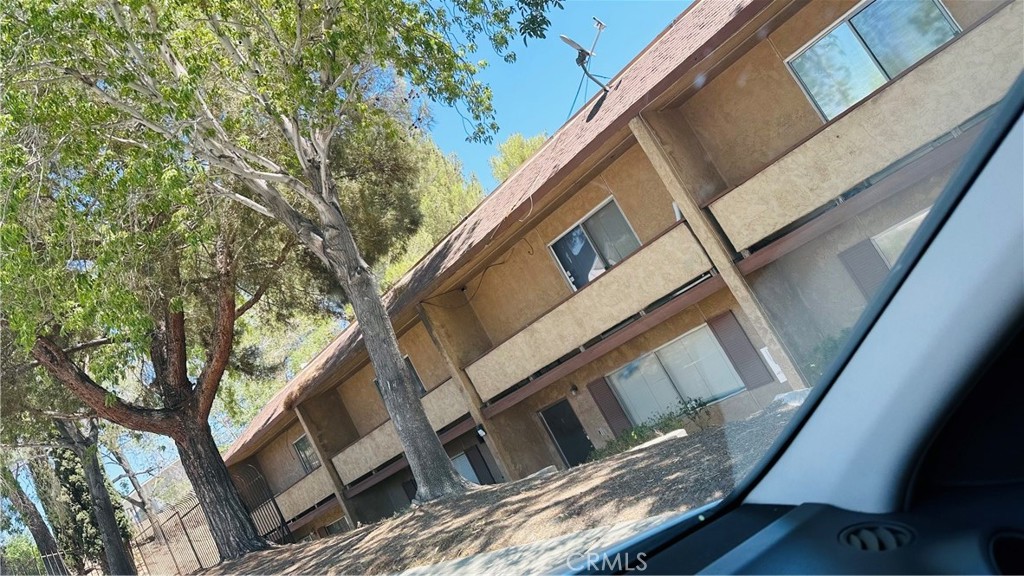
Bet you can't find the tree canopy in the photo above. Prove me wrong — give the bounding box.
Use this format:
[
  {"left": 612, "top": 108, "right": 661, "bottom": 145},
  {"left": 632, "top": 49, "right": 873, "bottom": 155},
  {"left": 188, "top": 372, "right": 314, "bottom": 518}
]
[
  {"left": 2, "top": 0, "right": 562, "bottom": 517},
  {"left": 489, "top": 132, "right": 548, "bottom": 183}
]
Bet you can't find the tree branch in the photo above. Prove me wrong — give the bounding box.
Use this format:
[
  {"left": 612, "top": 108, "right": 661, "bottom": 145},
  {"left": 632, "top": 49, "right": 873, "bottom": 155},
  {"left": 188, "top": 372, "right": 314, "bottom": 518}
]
[
  {"left": 195, "top": 237, "right": 235, "bottom": 420},
  {"left": 234, "top": 238, "right": 295, "bottom": 319},
  {"left": 32, "top": 337, "right": 181, "bottom": 437}
]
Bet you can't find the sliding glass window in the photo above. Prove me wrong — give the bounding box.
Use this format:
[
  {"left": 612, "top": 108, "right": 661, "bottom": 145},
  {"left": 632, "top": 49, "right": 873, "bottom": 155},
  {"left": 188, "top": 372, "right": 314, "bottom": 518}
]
[{"left": 790, "top": 0, "right": 958, "bottom": 120}]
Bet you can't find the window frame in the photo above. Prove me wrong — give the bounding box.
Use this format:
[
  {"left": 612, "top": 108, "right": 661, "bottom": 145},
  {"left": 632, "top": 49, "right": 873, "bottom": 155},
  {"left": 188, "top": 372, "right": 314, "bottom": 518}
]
[
  {"left": 785, "top": 0, "right": 961, "bottom": 121},
  {"left": 871, "top": 207, "right": 932, "bottom": 267},
  {"left": 547, "top": 195, "right": 641, "bottom": 292},
  {"left": 605, "top": 322, "right": 747, "bottom": 426},
  {"left": 292, "top": 434, "right": 322, "bottom": 475}
]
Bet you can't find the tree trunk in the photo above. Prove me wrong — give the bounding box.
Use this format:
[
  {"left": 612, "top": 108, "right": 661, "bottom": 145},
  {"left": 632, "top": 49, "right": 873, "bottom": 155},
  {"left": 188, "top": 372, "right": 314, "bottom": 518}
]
[
  {"left": 108, "top": 444, "right": 167, "bottom": 545},
  {"left": 0, "top": 466, "right": 69, "bottom": 575},
  {"left": 55, "top": 421, "right": 137, "bottom": 576},
  {"left": 25, "top": 458, "right": 85, "bottom": 575},
  {"left": 315, "top": 188, "right": 470, "bottom": 502},
  {"left": 175, "top": 417, "right": 269, "bottom": 560}
]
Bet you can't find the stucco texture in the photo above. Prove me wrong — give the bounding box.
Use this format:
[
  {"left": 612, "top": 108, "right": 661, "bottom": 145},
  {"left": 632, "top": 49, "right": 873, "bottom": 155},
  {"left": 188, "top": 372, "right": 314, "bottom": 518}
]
[
  {"left": 495, "top": 287, "right": 787, "bottom": 472},
  {"left": 332, "top": 379, "right": 468, "bottom": 484},
  {"left": 467, "top": 224, "right": 712, "bottom": 401},
  {"left": 710, "top": 0, "right": 1024, "bottom": 251},
  {"left": 254, "top": 421, "right": 308, "bottom": 495},
  {"left": 467, "top": 145, "right": 678, "bottom": 346},
  {"left": 275, "top": 466, "right": 335, "bottom": 522}
]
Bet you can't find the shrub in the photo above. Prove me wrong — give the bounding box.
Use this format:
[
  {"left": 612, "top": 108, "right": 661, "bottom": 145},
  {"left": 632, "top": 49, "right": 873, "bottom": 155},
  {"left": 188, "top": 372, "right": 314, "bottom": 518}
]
[{"left": 587, "top": 397, "right": 711, "bottom": 461}]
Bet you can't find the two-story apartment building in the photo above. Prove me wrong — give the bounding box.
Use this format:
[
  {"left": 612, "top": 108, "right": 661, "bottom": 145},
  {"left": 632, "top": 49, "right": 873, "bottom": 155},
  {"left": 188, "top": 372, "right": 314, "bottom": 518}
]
[{"left": 222, "top": 0, "right": 1023, "bottom": 541}]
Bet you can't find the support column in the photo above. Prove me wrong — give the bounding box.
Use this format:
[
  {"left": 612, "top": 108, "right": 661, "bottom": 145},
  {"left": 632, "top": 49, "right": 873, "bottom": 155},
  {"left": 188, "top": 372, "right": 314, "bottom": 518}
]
[
  {"left": 293, "top": 404, "right": 358, "bottom": 529},
  {"left": 630, "top": 113, "right": 807, "bottom": 390},
  {"left": 417, "top": 293, "right": 519, "bottom": 481}
]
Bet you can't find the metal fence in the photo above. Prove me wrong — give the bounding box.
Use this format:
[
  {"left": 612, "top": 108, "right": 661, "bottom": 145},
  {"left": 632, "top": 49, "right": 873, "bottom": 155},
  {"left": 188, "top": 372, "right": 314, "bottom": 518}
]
[
  {"left": 0, "top": 550, "right": 69, "bottom": 576},
  {"left": 132, "top": 494, "right": 221, "bottom": 575}
]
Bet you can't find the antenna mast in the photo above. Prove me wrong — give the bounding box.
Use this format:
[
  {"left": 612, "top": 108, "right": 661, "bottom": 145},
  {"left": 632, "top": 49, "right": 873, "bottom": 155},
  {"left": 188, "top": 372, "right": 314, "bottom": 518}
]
[{"left": 560, "top": 17, "right": 610, "bottom": 93}]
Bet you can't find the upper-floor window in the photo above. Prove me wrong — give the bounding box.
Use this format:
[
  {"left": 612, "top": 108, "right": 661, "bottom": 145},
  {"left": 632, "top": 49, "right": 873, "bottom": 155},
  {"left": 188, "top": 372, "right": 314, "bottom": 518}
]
[
  {"left": 789, "top": 0, "right": 959, "bottom": 120},
  {"left": 374, "top": 356, "right": 427, "bottom": 398},
  {"left": 550, "top": 198, "right": 640, "bottom": 291},
  {"left": 293, "top": 435, "right": 321, "bottom": 474}
]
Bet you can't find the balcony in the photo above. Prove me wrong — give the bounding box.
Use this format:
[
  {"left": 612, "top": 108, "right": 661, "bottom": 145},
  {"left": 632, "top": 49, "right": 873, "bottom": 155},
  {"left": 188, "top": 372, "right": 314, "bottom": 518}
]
[
  {"left": 330, "top": 378, "right": 469, "bottom": 484},
  {"left": 709, "top": 2, "right": 1022, "bottom": 252},
  {"left": 274, "top": 466, "right": 334, "bottom": 522},
  {"left": 465, "top": 222, "right": 712, "bottom": 402}
]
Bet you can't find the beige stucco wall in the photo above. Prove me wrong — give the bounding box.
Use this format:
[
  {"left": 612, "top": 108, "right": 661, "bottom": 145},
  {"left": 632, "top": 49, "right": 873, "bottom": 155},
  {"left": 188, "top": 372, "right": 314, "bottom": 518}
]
[
  {"left": 679, "top": 36, "right": 823, "bottom": 187},
  {"left": 710, "top": 0, "right": 1023, "bottom": 251},
  {"left": 467, "top": 223, "right": 712, "bottom": 402},
  {"left": 254, "top": 421, "right": 308, "bottom": 494},
  {"left": 274, "top": 466, "right": 335, "bottom": 522},
  {"left": 331, "top": 378, "right": 468, "bottom": 484},
  {"left": 468, "top": 144, "right": 679, "bottom": 345},
  {"left": 298, "top": 390, "right": 359, "bottom": 458},
  {"left": 675, "top": 0, "right": 1008, "bottom": 192},
  {"left": 400, "top": 322, "right": 450, "bottom": 392},
  {"left": 494, "top": 287, "right": 789, "bottom": 475},
  {"left": 334, "top": 321, "right": 451, "bottom": 436},
  {"left": 335, "top": 362, "right": 385, "bottom": 436}
]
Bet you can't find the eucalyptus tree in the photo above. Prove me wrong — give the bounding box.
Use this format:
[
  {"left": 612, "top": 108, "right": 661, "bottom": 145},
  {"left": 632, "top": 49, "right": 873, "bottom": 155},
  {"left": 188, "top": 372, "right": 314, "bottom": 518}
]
[
  {"left": 1, "top": 0, "right": 560, "bottom": 505},
  {"left": 0, "top": 461, "right": 68, "bottom": 575}
]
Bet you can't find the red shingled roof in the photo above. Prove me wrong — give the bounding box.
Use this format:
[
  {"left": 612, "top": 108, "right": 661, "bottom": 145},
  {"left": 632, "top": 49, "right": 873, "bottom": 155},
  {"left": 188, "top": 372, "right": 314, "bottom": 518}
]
[{"left": 224, "top": 0, "right": 761, "bottom": 466}]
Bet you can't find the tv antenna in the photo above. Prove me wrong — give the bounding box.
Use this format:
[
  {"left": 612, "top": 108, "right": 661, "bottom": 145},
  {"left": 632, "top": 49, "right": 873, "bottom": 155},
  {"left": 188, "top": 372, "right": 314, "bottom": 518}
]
[{"left": 560, "top": 17, "right": 609, "bottom": 93}]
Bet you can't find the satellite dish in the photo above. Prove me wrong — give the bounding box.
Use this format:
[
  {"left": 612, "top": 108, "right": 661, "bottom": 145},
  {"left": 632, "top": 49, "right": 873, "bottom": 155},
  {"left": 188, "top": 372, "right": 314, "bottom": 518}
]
[
  {"left": 560, "top": 34, "right": 591, "bottom": 56},
  {"left": 560, "top": 21, "right": 610, "bottom": 93}
]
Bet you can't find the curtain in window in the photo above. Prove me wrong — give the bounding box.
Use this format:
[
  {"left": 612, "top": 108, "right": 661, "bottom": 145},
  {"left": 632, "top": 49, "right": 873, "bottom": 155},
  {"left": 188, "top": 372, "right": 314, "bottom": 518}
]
[
  {"left": 608, "top": 354, "right": 680, "bottom": 425},
  {"left": 552, "top": 225, "right": 605, "bottom": 290},
  {"left": 657, "top": 325, "right": 745, "bottom": 402},
  {"left": 583, "top": 202, "right": 641, "bottom": 266}
]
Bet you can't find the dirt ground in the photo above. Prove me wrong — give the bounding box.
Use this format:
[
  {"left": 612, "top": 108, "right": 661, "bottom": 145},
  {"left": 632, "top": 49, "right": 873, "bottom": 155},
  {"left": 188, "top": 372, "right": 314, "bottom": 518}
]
[{"left": 202, "top": 404, "right": 797, "bottom": 575}]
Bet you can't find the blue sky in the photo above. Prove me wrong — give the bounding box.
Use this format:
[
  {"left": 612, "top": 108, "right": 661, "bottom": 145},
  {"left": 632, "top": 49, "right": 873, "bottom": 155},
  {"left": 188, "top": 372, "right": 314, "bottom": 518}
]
[{"left": 429, "top": 1, "right": 693, "bottom": 192}]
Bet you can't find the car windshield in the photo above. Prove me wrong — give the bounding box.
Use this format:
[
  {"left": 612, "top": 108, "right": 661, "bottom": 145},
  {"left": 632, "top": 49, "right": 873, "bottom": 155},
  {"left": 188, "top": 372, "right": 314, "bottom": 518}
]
[{"left": 1, "top": 0, "right": 1020, "bottom": 574}]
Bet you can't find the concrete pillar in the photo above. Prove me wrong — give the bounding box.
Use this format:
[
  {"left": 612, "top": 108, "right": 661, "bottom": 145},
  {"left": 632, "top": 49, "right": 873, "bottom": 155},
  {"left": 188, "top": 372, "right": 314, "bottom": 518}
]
[
  {"left": 416, "top": 292, "right": 520, "bottom": 481},
  {"left": 293, "top": 403, "right": 358, "bottom": 529},
  {"left": 630, "top": 112, "right": 807, "bottom": 390}
]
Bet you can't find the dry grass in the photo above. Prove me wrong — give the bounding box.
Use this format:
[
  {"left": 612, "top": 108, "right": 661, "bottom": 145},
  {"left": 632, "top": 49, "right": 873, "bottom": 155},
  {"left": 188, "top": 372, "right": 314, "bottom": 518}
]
[{"left": 201, "top": 405, "right": 797, "bottom": 575}]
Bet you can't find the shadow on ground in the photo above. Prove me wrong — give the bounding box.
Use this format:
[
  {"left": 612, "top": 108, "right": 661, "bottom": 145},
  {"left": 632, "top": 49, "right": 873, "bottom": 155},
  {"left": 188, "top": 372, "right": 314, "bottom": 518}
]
[{"left": 201, "top": 405, "right": 797, "bottom": 575}]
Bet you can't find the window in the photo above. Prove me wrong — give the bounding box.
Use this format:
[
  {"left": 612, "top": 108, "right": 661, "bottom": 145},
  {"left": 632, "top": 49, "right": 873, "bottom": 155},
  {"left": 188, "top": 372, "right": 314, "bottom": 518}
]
[
  {"left": 324, "top": 518, "right": 348, "bottom": 535},
  {"left": 872, "top": 209, "right": 930, "bottom": 267},
  {"left": 293, "top": 435, "right": 321, "bottom": 474},
  {"left": 374, "top": 356, "right": 427, "bottom": 398},
  {"left": 608, "top": 324, "right": 746, "bottom": 426},
  {"left": 550, "top": 199, "right": 640, "bottom": 290},
  {"left": 789, "top": 0, "right": 958, "bottom": 120}
]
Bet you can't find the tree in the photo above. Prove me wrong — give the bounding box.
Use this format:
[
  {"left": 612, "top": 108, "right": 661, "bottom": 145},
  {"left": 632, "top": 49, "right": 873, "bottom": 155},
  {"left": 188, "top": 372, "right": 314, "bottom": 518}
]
[
  {"left": 1, "top": 64, "right": 426, "bottom": 558},
  {"left": 380, "top": 139, "right": 485, "bottom": 287},
  {"left": 100, "top": 431, "right": 168, "bottom": 546},
  {"left": 27, "top": 448, "right": 107, "bottom": 574},
  {"left": 1, "top": 0, "right": 561, "bottom": 508},
  {"left": 489, "top": 132, "right": 548, "bottom": 183},
  {"left": 52, "top": 420, "right": 136, "bottom": 576},
  {"left": 1, "top": 533, "right": 47, "bottom": 576},
  {"left": 0, "top": 463, "right": 68, "bottom": 575}
]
